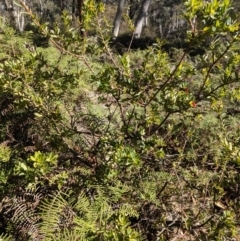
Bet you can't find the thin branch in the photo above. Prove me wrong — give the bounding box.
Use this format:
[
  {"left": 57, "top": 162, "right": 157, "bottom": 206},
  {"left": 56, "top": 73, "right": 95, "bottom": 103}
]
[
  {"left": 127, "top": 32, "right": 135, "bottom": 53},
  {"left": 156, "top": 181, "right": 168, "bottom": 198},
  {"left": 197, "top": 77, "right": 237, "bottom": 101},
  {"left": 96, "top": 19, "right": 118, "bottom": 68},
  {"left": 18, "top": 0, "right": 94, "bottom": 73},
  {"left": 145, "top": 51, "right": 188, "bottom": 106},
  {"left": 193, "top": 215, "right": 215, "bottom": 229},
  {"left": 196, "top": 46, "right": 230, "bottom": 100},
  {"left": 127, "top": 106, "right": 136, "bottom": 130},
  {"left": 113, "top": 91, "right": 127, "bottom": 127},
  {"left": 151, "top": 112, "right": 171, "bottom": 135}
]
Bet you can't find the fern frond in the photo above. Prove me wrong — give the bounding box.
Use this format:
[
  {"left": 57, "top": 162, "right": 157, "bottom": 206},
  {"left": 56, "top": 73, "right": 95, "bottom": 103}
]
[
  {"left": 3, "top": 188, "right": 43, "bottom": 241},
  {"left": 57, "top": 228, "right": 85, "bottom": 241},
  {"left": 37, "top": 187, "right": 142, "bottom": 240},
  {"left": 119, "top": 203, "right": 139, "bottom": 218},
  {"left": 0, "top": 233, "right": 13, "bottom": 241},
  {"left": 39, "top": 192, "right": 76, "bottom": 240}
]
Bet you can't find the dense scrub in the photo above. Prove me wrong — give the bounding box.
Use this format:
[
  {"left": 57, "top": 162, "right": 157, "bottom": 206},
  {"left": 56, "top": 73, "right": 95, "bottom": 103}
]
[{"left": 0, "top": 0, "right": 240, "bottom": 240}]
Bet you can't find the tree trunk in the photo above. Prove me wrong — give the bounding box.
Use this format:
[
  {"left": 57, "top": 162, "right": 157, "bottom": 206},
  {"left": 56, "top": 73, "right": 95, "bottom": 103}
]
[
  {"left": 112, "top": 0, "right": 125, "bottom": 38},
  {"left": 128, "top": 0, "right": 136, "bottom": 20},
  {"left": 77, "top": 0, "right": 87, "bottom": 37},
  {"left": 72, "top": 0, "right": 76, "bottom": 21},
  {"left": 59, "top": 0, "right": 66, "bottom": 12},
  {"left": 2, "top": 0, "right": 16, "bottom": 29},
  {"left": 2, "top": 0, "right": 13, "bottom": 11},
  {"left": 134, "top": 0, "right": 151, "bottom": 38},
  {"left": 77, "top": 0, "right": 83, "bottom": 24}
]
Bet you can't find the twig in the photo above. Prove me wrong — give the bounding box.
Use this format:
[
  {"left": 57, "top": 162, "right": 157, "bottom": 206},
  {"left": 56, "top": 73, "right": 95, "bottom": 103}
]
[
  {"left": 127, "top": 32, "right": 135, "bottom": 53},
  {"left": 150, "top": 112, "right": 171, "bottom": 135},
  {"left": 193, "top": 215, "right": 215, "bottom": 228},
  {"left": 96, "top": 19, "right": 118, "bottom": 68},
  {"left": 145, "top": 51, "right": 188, "bottom": 106},
  {"left": 196, "top": 46, "right": 230, "bottom": 100},
  {"left": 18, "top": 0, "right": 94, "bottom": 73}
]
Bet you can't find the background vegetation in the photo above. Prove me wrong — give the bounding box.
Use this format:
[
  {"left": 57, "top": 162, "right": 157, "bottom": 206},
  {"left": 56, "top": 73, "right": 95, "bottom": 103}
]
[{"left": 0, "top": 0, "right": 240, "bottom": 240}]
